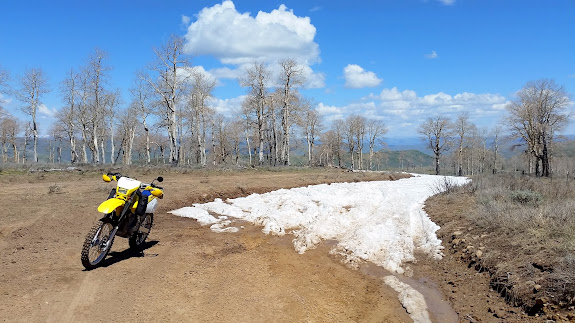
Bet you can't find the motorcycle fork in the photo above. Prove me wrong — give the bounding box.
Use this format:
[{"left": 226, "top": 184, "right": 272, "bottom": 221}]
[{"left": 104, "top": 192, "right": 137, "bottom": 243}]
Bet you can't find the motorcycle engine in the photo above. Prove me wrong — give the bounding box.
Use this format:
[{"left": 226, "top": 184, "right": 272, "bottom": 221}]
[{"left": 116, "top": 213, "right": 139, "bottom": 238}]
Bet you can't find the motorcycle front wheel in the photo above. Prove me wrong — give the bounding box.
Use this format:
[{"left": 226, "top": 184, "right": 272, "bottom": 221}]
[
  {"left": 81, "top": 220, "right": 115, "bottom": 270},
  {"left": 129, "top": 213, "right": 154, "bottom": 249}
]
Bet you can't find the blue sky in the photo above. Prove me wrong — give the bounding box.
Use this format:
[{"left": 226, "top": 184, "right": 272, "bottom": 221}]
[{"left": 0, "top": 0, "right": 574, "bottom": 138}]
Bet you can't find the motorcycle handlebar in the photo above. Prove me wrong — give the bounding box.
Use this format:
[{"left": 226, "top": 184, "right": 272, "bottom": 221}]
[
  {"left": 142, "top": 182, "right": 163, "bottom": 190},
  {"left": 107, "top": 172, "right": 123, "bottom": 180},
  {"left": 106, "top": 172, "right": 163, "bottom": 190}
]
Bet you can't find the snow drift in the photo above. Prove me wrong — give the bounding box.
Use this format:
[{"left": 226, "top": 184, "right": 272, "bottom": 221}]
[{"left": 169, "top": 174, "right": 468, "bottom": 274}]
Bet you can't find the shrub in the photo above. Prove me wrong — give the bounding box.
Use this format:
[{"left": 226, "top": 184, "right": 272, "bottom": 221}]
[
  {"left": 48, "top": 183, "right": 61, "bottom": 194},
  {"left": 509, "top": 190, "right": 543, "bottom": 206},
  {"left": 431, "top": 176, "right": 463, "bottom": 195}
]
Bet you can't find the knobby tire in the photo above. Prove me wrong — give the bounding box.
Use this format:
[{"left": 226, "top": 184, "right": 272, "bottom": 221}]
[
  {"left": 129, "top": 213, "right": 154, "bottom": 250},
  {"left": 81, "top": 220, "right": 114, "bottom": 270}
]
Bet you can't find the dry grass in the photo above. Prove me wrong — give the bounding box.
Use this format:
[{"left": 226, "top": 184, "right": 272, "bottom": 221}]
[{"left": 446, "top": 173, "right": 575, "bottom": 313}]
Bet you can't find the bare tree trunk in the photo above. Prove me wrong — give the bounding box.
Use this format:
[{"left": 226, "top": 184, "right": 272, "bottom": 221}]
[
  {"left": 145, "top": 124, "right": 150, "bottom": 164},
  {"left": 101, "top": 138, "right": 106, "bottom": 164},
  {"left": 140, "top": 36, "right": 188, "bottom": 166},
  {"left": 81, "top": 127, "right": 88, "bottom": 163},
  {"left": 92, "top": 126, "right": 100, "bottom": 163},
  {"left": 18, "top": 68, "right": 49, "bottom": 163},
  {"left": 279, "top": 59, "right": 305, "bottom": 166},
  {"left": 245, "top": 129, "right": 252, "bottom": 166}
]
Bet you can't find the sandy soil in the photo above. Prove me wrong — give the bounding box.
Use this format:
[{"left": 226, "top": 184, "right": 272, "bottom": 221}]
[{"left": 0, "top": 169, "right": 414, "bottom": 323}]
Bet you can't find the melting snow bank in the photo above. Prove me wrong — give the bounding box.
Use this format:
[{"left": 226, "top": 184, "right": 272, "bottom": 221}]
[
  {"left": 169, "top": 174, "right": 469, "bottom": 274},
  {"left": 169, "top": 174, "right": 468, "bottom": 322},
  {"left": 383, "top": 276, "right": 431, "bottom": 323}
]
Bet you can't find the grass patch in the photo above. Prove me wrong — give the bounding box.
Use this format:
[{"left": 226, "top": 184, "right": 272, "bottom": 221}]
[{"left": 441, "top": 173, "right": 575, "bottom": 313}]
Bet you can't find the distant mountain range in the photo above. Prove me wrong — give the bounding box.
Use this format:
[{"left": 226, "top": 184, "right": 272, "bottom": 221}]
[{"left": 383, "top": 136, "right": 427, "bottom": 152}]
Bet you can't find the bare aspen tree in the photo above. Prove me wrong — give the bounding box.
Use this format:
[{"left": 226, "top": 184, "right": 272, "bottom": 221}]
[
  {"left": 212, "top": 114, "right": 230, "bottom": 165},
  {"left": 279, "top": 59, "right": 305, "bottom": 165},
  {"left": 366, "top": 119, "right": 387, "bottom": 170},
  {"left": 86, "top": 49, "right": 112, "bottom": 164},
  {"left": 0, "top": 66, "right": 10, "bottom": 111},
  {"left": 59, "top": 69, "right": 80, "bottom": 163},
  {"left": 267, "top": 90, "right": 283, "bottom": 165},
  {"left": 130, "top": 76, "right": 152, "bottom": 164},
  {"left": 354, "top": 116, "right": 366, "bottom": 170},
  {"left": 18, "top": 68, "right": 50, "bottom": 163},
  {"left": 418, "top": 115, "right": 452, "bottom": 175},
  {"left": 140, "top": 35, "right": 189, "bottom": 166},
  {"left": 0, "top": 78, "right": 7, "bottom": 162},
  {"left": 301, "top": 99, "right": 321, "bottom": 166},
  {"left": 104, "top": 90, "right": 121, "bottom": 164},
  {"left": 229, "top": 119, "right": 244, "bottom": 165},
  {"left": 99, "top": 127, "right": 107, "bottom": 164},
  {"left": 22, "top": 121, "right": 32, "bottom": 163},
  {"left": 148, "top": 131, "right": 169, "bottom": 164},
  {"left": 344, "top": 115, "right": 366, "bottom": 170},
  {"left": 241, "top": 62, "right": 270, "bottom": 165},
  {"left": 506, "top": 79, "right": 570, "bottom": 177},
  {"left": 332, "top": 119, "right": 345, "bottom": 167},
  {"left": 9, "top": 118, "right": 20, "bottom": 163},
  {"left": 0, "top": 121, "right": 8, "bottom": 162},
  {"left": 318, "top": 130, "right": 336, "bottom": 166},
  {"left": 0, "top": 114, "right": 17, "bottom": 163},
  {"left": 240, "top": 102, "right": 254, "bottom": 166},
  {"left": 77, "top": 72, "right": 90, "bottom": 163},
  {"left": 343, "top": 117, "right": 356, "bottom": 169},
  {"left": 491, "top": 124, "right": 503, "bottom": 173},
  {"left": 461, "top": 126, "right": 483, "bottom": 175},
  {"left": 453, "top": 112, "right": 475, "bottom": 176},
  {"left": 473, "top": 127, "right": 488, "bottom": 174},
  {"left": 118, "top": 105, "right": 138, "bottom": 165},
  {"left": 49, "top": 123, "right": 65, "bottom": 163},
  {"left": 188, "top": 69, "right": 215, "bottom": 167}
]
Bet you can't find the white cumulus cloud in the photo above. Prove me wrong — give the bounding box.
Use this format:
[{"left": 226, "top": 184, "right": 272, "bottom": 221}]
[
  {"left": 184, "top": 1, "right": 319, "bottom": 66},
  {"left": 38, "top": 104, "right": 57, "bottom": 118},
  {"left": 318, "top": 87, "right": 510, "bottom": 137},
  {"left": 0, "top": 93, "right": 11, "bottom": 107},
  {"left": 208, "top": 95, "right": 246, "bottom": 115},
  {"left": 425, "top": 50, "right": 438, "bottom": 59},
  {"left": 183, "top": 1, "right": 323, "bottom": 88},
  {"left": 181, "top": 15, "right": 191, "bottom": 25},
  {"left": 344, "top": 64, "right": 382, "bottom": 88},
  {"left": 438, "top": 0, "right": 455, "bottom": 5},
  {"left": 209, "top": 67, "right": 242, "bottom": 80}
]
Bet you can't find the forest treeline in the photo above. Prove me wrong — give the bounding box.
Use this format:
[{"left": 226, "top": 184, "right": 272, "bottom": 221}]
[{"left": 0, "top": 36, "right": 572, "bottom": 176}]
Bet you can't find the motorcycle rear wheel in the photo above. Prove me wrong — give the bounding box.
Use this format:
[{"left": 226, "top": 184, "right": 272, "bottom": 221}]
[
  {"left": 129, "top": 213, "right": 154, "bottom": 249},
  {"left": 81, "top": 220, "right": 115, "bottom": 270}
]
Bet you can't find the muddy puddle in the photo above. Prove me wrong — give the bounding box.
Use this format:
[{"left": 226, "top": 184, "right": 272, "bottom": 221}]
[{"left": 359, "top": 262, "right": 458, "bottom": 323}]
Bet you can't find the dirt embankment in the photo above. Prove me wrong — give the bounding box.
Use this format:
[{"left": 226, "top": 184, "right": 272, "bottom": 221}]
[{"left": 419, "top": 190, "right": 575, "bottom": 322}]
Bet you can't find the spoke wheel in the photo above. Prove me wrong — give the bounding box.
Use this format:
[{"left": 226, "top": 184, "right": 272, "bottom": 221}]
[
  {"left": 129, "top": 213, "right": 153, "bottom": 249},
  {"left": 81, "top": 220, "right": 115, "bottom": 270}
]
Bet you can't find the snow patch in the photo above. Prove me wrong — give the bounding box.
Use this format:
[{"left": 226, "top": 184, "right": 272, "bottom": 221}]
[
  {"left": 383, "top": 275, "right": 431, "bottom": 323},
  {"left": 168, "top": 206, "right": 218, "bottom": 225},
  {"left": 170, "top": 174, "right": 468, "bottom": 274}
]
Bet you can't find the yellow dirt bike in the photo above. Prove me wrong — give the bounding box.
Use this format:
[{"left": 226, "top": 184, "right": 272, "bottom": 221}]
[{"left": 81, "top": 173, "right": 164, "bottom": 270}]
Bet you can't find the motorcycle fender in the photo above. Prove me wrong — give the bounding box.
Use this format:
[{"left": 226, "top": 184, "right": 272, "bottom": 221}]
[{"left": 98, "top": 198, "right": 125, "bottom": 214}]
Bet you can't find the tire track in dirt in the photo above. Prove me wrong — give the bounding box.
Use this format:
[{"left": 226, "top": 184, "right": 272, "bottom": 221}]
[{"left": 48, "top": 273, "right": 99, "bottom": 323}]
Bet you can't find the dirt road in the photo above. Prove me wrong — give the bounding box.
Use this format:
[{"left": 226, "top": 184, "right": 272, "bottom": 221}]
[{"left": 0, "top": 169, "right": 415, "bottom": 322}]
